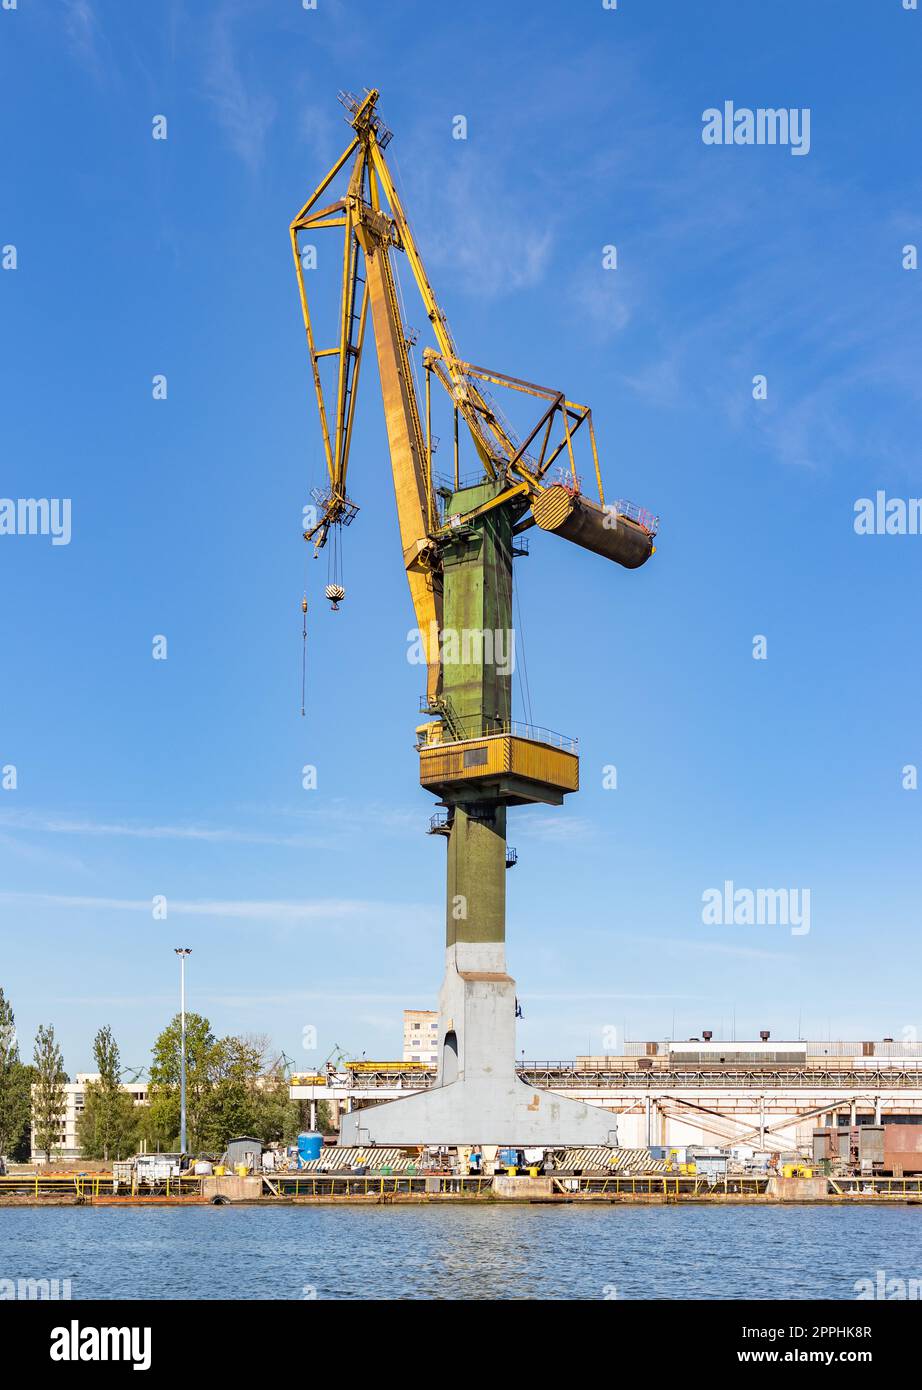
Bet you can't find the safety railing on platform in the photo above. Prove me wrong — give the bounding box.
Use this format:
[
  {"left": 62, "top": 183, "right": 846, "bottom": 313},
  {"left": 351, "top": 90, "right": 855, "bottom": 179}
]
[
  {"left": 10, "top": 1172, "right": 922, "bottom": 1201},
  {"left": 557, "top": 1068, "right": 922, "bottom": 1088},
  {"left": 611, "top": 499, "right": 660, "bottom": 536},
  {"left": 417, "top": 711, "right": 578, "bottom": 754},
  {"left": 263, "top": 1175, "right": 494, "bottom": 1197},
  {"left": 556, "top": 1175, "right": 773, "bottom": 1197},
  {"left": 0, "top": 1173, "right": 204, "bottom": 1198},
  {"left": 829, "top": 1177, "right": 922, "bottom": 1197}
]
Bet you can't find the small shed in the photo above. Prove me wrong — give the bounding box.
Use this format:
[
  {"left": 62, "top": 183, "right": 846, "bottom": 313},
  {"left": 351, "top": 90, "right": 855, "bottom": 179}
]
[{"left": 225, "top": 1136, "right": 263, "bottom": 1172}]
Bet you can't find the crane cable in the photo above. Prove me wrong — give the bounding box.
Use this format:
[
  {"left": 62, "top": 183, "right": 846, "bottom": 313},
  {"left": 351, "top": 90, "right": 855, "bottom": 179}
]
[
  {"left": 389, "top": 149, "right": 463, "bottom": 478},
  {"left": 300, "top": 592, "right": 308, "bottom": 717},
  {"left": 390, "top": 151, "right": 526, "bottom": 472},
  {"left": 498, "top": 532, "right": 534, "bottom": 729},
  {"left": 514, "top": 578, "right": 534, "bottom": 730}
]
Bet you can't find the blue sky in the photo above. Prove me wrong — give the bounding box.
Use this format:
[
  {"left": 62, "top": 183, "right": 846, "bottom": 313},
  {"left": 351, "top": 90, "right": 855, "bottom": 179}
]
[{"left": 1, "top": 0, "right": 920, "bottom": 1077}]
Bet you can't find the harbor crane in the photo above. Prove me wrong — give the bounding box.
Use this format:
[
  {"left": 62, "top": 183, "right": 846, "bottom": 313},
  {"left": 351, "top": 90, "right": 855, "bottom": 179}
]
[{"left": 290, "top": 89, "right": 658, "bottom": 1145}]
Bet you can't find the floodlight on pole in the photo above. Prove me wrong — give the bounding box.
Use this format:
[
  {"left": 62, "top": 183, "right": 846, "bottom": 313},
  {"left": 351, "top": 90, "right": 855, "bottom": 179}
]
[{"left": 174, "top": 949, "right": 192, "bottom": 1154}]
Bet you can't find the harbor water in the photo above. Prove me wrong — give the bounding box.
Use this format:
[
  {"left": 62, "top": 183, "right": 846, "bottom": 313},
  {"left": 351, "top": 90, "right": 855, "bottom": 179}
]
[{"left": 2, "top": 1204, "right": 921, "bottom": 1300}]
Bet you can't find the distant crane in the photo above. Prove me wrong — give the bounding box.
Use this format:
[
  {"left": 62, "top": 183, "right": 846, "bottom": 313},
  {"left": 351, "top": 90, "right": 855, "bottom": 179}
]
[
  {"left": 265, "top": 1052, "right": 297, "bottom": 1079},
  {"left": 323, "top": 1044, "right": 351, "bottom": 1073}
]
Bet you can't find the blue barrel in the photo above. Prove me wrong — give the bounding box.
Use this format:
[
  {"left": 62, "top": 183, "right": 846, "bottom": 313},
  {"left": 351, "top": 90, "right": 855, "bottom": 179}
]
[{"left": 297, "top": 1131, "right": 323, "bottom": 1164}]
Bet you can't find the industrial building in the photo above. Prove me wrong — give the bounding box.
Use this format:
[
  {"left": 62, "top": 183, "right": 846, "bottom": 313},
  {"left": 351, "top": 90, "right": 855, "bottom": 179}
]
[
  {"left": 291, "top": 1035, "right": 922, "bottom": 1157},
  {"left": 403, "top": 1010, "right": 439, "bottom": 1066}
]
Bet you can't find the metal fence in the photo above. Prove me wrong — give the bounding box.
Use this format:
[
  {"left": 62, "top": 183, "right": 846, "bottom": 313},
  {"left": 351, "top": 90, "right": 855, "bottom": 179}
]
[
  {"left": 0, "top": 1173, "right": 204, "bottom": 1199},
  {"left": 263, "top": 1175, "right": 494, "bottom": 1198}
]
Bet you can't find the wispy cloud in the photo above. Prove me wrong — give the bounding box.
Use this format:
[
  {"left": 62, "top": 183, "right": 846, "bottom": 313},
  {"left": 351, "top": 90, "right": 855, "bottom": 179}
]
[
  {"left": 397, "top": 145, "right": 554, "bottom": 300},
  {"left": 574, "top": 263, "right": 633, "bottom": 343},
  {"left": 63, "top": 0, "right": 104, "bottom": 77},
  {"left": 0, "top": 809, "right": 314, "bottom": 848},
  {"left": 516, "top": 811, "right": 598, "bottom": 844},
  {"left": 454, "top": 44, "right": 922, "bottom": 475},
  {"left": 201, "top": 990, "right": 427, "bottom": 1007},
  {"left": 0, "top": 831, "right": 88, "bottom": 875},
  {"left": 661, "top": 937, "right": 787, "bottom": 963},
  {"left": 0, "top": 891, "right": 433, "bottom": 928},
  {"left": 298, "top": 100, "right": 342, "bottom": 165},
  {"left": 202, "top": 3, "right": 276, "bottom": 172},
  {"left": 522, "top": 990, "right": 711, "bottom": 1001},
  {"left": 598, "top": 140, "right": 922, "bottom": 471},
  {"left": 0, "top": 802, "right": 424, "bottom": 852}
]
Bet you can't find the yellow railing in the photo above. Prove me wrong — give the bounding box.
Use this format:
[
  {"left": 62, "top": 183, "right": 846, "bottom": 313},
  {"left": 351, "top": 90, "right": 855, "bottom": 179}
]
[
  {"left": 0, "top": 1174, "right": 204, "bottom": 1198},
  {"left": 269, "top": 1175, "right": 493, "bottom": 1197},
  {"left": 11, "top": 1171, "right": 922, "bottom": 1202},
  {"left": 555, "top": 1175, "right": 772, "bottom": 1197},
  {"left": 829, "top": 1177, "right": 922, "bottom": 1197}
]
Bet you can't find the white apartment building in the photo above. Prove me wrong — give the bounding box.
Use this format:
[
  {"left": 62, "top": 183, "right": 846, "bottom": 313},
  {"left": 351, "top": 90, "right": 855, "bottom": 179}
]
[
  {"left": 30, "top": 1073, "right": 149, "bottom": 1163},
  {"left": 403, "top": 1010, "right": 438, "bottom": 1066}
]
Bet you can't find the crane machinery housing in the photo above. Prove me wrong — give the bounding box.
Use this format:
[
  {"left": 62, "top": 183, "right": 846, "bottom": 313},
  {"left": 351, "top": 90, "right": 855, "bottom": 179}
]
[{"left": 290, "top": 89, "right": 658, "bottom": 1145}]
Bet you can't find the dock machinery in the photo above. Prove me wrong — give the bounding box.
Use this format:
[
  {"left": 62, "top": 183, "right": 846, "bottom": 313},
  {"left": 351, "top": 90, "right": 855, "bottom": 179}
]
[{"left": 290, "top": 90, "right": 658, "bottom": 1145}]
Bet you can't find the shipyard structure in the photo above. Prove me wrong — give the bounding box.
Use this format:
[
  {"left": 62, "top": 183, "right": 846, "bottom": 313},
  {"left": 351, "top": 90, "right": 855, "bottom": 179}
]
[{"left": 291, "top": 1033, "right": 922, "bottom": 1161}]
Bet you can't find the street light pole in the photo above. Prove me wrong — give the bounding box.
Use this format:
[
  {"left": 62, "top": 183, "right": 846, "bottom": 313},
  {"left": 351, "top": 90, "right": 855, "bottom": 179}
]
[{"left": 174, "top": 949, "right": 192, "bottom": 1154}]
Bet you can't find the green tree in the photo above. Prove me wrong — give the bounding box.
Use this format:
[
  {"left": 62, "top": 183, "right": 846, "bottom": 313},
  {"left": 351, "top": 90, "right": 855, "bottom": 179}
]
[
  {"left": 253, "top": 1074, "right": 301, "bottom": 1145},
  {"left": 0, "top": 989, "right": 32, "bottom": 1159},
  {"left": 294, "top": 1099, "right": 334, "bottom": 1136},
  {"left": 76, "top": 1026, "right": 139, "bottom": 1162},
  {"left": 197, "top": 1034, "right": 264, "bottom": 1151},
  {"left": 145, "top": 1016, "right": 306, "bottom": 1155},
  {"left": 9, "top": 1066, "right": 36, "bottom": 1160},
  {"left": 32, "top": 1024, "right": 66, "bottom": 1163},
  {"left": 137, "top": 1089, "right": 181, "bottom": 1153},
  {"left": 147, "top": 1013, "right": 223, "bottom": 1151}
]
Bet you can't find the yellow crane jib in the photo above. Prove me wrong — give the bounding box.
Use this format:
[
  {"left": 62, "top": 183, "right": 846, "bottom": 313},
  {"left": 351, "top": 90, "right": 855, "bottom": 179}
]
[{"left": 289, "top": 87, "right": 658, "bottom": 700}]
